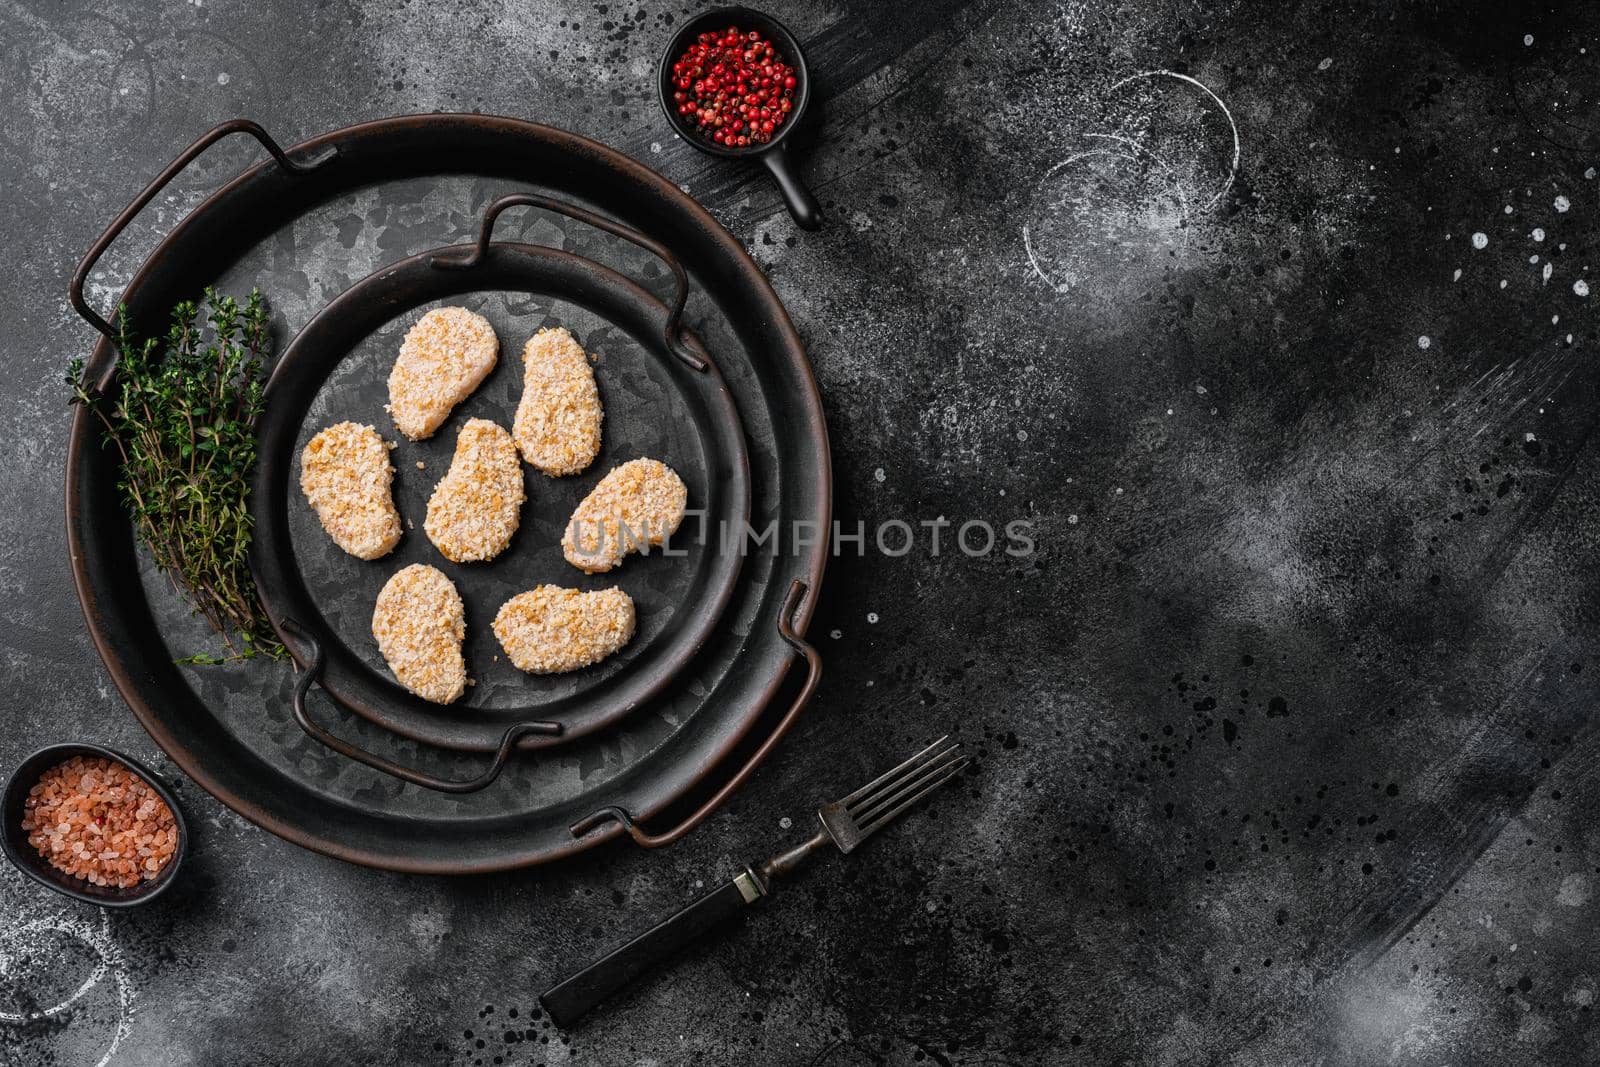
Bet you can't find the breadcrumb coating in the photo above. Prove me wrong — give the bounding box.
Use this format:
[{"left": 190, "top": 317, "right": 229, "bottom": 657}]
[
  {"left": 371, "top": 564, "right": 467, "bottom": 704},
  {"left": 513, "top": 326, "right": 603, "bottom": 476},
  {"left": 299, "top": 421, "right": 402, "bottom": 560},
  {"left": 562, "top": 458, "right": 688, "bottom": 573},
  {"left": 388, "top": 307, "right": 498, "bottom": 440},
  {"left": 424, "top": 418, "right": 526, "bottom": 563},
  {"left": 492, "top": 585, "right": 636, "bottom": 674}
]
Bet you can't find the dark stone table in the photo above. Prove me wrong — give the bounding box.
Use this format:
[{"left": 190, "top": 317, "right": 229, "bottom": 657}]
[{"left": 4, "top": 0, "right": 1598, "bottom": 1062}]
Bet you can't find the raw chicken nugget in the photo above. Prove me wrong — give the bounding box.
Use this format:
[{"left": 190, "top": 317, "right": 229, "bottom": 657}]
[
  {"left": 513, "top": 326, "right": 603, "bottom": 476},
  {"left": 492, "top": 586, "right": 636, "bottom": 674},
  {"left": 561, "top": 458, "right": 688, "bottom": 573},
  {"left": 299, "top": 421, "right": 402, "bottom": 560},
  {"left": 388, "top": 306, "right": 499, "bottom": 440},
  {"left": 424, "top": 418, "right": 525, "bottom": 563},
  {"left": 371, "top": 564, "right": 467, "bottom": 704}
]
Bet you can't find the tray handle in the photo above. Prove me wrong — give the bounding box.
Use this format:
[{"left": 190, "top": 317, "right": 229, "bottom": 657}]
[
  {"left": 71, "top": 119, "right": 334, "bottom": 353},
  {"left": 432, "top": 192, "right": 707, "bottom": 372},
  {"left": 280, "top": 619, "right": 562, "bottom": 794},
  {"left": 569, "top": 579, "right": 822, "bottom": 848}
]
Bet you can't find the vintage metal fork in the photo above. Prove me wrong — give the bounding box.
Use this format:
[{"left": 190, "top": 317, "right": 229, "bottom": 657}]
[{"left": 539, "top": 736, "right": 971, "bottom": 1027}]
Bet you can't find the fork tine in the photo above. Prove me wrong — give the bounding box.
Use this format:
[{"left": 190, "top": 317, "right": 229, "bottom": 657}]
[
  {"left": 856, "top": 756, "right": 971, "bottom": 839},
  {"left": 837, "top": 735, "right": 956, "bottom": 811},
  {"left": 851, "top": 744, "right": 965, "bottom": 827}
]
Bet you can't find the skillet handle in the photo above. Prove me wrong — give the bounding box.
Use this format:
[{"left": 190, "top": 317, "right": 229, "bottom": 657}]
[
  {"left": 71, "top": 119, "right": 332, "bottom": 354},
  {"left": 568, "top": 579, "right": 822, "bottom": 848},
  {"left": 280, "top": 619, "right": 562, "bottom": 794},
  {"left": 432, "top": 192, "right": 707, "bottom": 372},
  {"left": 760, "top": 145, "right": 823, "bottom": 231}
]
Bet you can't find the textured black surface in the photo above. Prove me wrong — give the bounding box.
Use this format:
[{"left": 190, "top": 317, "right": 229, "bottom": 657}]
[{"left": 4, "top": 0, "right": 1600, "bottom": 1063}]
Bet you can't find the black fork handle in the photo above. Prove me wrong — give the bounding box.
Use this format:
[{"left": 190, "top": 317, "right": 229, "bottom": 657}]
[
  {"left": 70, "top": 119, "right": 331, "bottom": 359},
  {"left": 540, "top": 874, "right": 761, "bottom": 1028}
]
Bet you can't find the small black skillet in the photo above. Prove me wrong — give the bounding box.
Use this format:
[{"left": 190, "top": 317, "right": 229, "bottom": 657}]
[{"left": 658, "top": 6, "right": 823, "bottom": 230}]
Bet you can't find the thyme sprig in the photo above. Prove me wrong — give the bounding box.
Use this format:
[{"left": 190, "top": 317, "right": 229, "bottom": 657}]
[{"left": 68, "top": 288, "right": 284, "bottom": 664}]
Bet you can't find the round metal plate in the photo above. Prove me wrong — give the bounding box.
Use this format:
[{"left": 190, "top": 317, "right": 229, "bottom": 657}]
[
  {"left": 64, "top": 115, "right": 830, "bottom": 872},
  {"left": 252, "top": 243, "right": 750, "bottom": 752}
]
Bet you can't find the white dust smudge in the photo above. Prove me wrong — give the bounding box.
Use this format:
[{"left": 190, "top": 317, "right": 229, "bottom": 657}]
[
  {"left": 1557, "top": 873, "right": 1592, "bottom": 906},
  {"left": 1555, "top": 195, "right": 1571, "bottom": 212},
  {"left": 1472, "top": 232, "right": 1489, "bottom": 249},
  {"left": 0, "top": 912, "right": 133, "bottom": 1067},
  {"left": 1575, "top": 280, "right": 1590, "bottom": 297},
  {"left": 1417, "top": 336, "right": 1431, "bottom": 349}
]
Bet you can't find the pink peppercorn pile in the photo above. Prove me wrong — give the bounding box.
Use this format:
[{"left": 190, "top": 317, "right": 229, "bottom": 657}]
[
  {"left": 670, "top": 25, "right": 798, "bottom": 149},
  {"left": 21, "top": 755, "right": 178, "bottom": 889}
]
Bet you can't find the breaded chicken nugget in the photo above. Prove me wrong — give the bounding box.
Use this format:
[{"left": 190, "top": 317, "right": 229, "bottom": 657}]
[
  {"left": 371, "top": 564, "right": 467, "bottom": 704},
  {"left": 424, "top": 418, "right": 525, "bottom": 563},
  {"left": 561, "top": 458, "right": 688, "bottom": 573},
  {"left": 492, "top": 586, "right": 636, "bottom": 674},
  {"left": 513, "top": 326, "right": 603, "bottom": 476},
  {"left": 299, "top": 421, "right": 402, "bottom": 560},
  {"left": 388, "top": 307, "right": 498, "bottom": 440}
]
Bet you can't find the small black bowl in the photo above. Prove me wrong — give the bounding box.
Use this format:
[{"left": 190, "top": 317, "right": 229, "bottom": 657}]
[
  {"left": 659, "top": 6, "right": 823, "bottom": 230},
  {"left": 1, "top": 743, "right": 188, "bottom": 907}
]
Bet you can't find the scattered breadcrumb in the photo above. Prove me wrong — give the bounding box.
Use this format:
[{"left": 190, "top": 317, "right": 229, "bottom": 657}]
[
  {"left": 388, "top": 307, "right": 499, "bottom": 440},
  {"left": 299, "top": 421, "right": 403, "bottom": 560},
  {"left": 562, "top": 458, "right": 688, "bottom": 573},
  {"left": 424, "top": 418, "right": 526, "bottom": 563},
  {"left": 493, "top": 586, "right": 636, "bottom": 673},
  {"left": 371, "top": 564, "right": 467, "bottom": 704},
  {"left": 513, "top": 326, "right": 603, "bottom": 475},
  {"left": 21, "top": 756, "right": 178, "bottom": 888}
]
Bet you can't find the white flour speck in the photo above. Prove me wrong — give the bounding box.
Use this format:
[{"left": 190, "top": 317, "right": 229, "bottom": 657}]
[
  {"left": 1576, "top": 280, "right": 1591, "bottom": 297},
  {"left": 1558, "top": 873, "right": 1592, "bottom": 907},
  {"left": 873, "top": 467, "right": 886, "bottom": 483},
  {"left": 1532, "top": 228, "right": 1545, "bottom": 241},
  {"left": 217, "top": 72, "right": 230, "bottom": 85},
  {"left": 829, "top": 629, "right": 842, "bottom": 639},
  {"left": 866, "top": 612, "right": 879, "bottom": 624},
  {"left": 1543, "top": 262, "right": 1554, "bottom": 283},
  {"left": 779, "top": 816, "right": 792, "bottom": 829},
  {"left": 1472, "top": 232, "right": 1489, "bottom": 249},
  {"left": 1318, "top": 57, "right": 1333, "bottom": 70},
  {"left": 1452, "top": 268, "right": 1462, "bottom": 281},
  {"left": 1068, "top": 514, "right": 1079, "bottom": 524},
  {"left": 1524, "top": 34, "right": 1535, "bottom": 46},
  {"left": 1555, "top": 195, "right": 1571, "bottom": 212},
  {"left": 1417, "top": 335, "right": 1431, "bottom": 349},
  {"left": 1587, "top": 168, "right": 1597, "bottom": 180}
]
